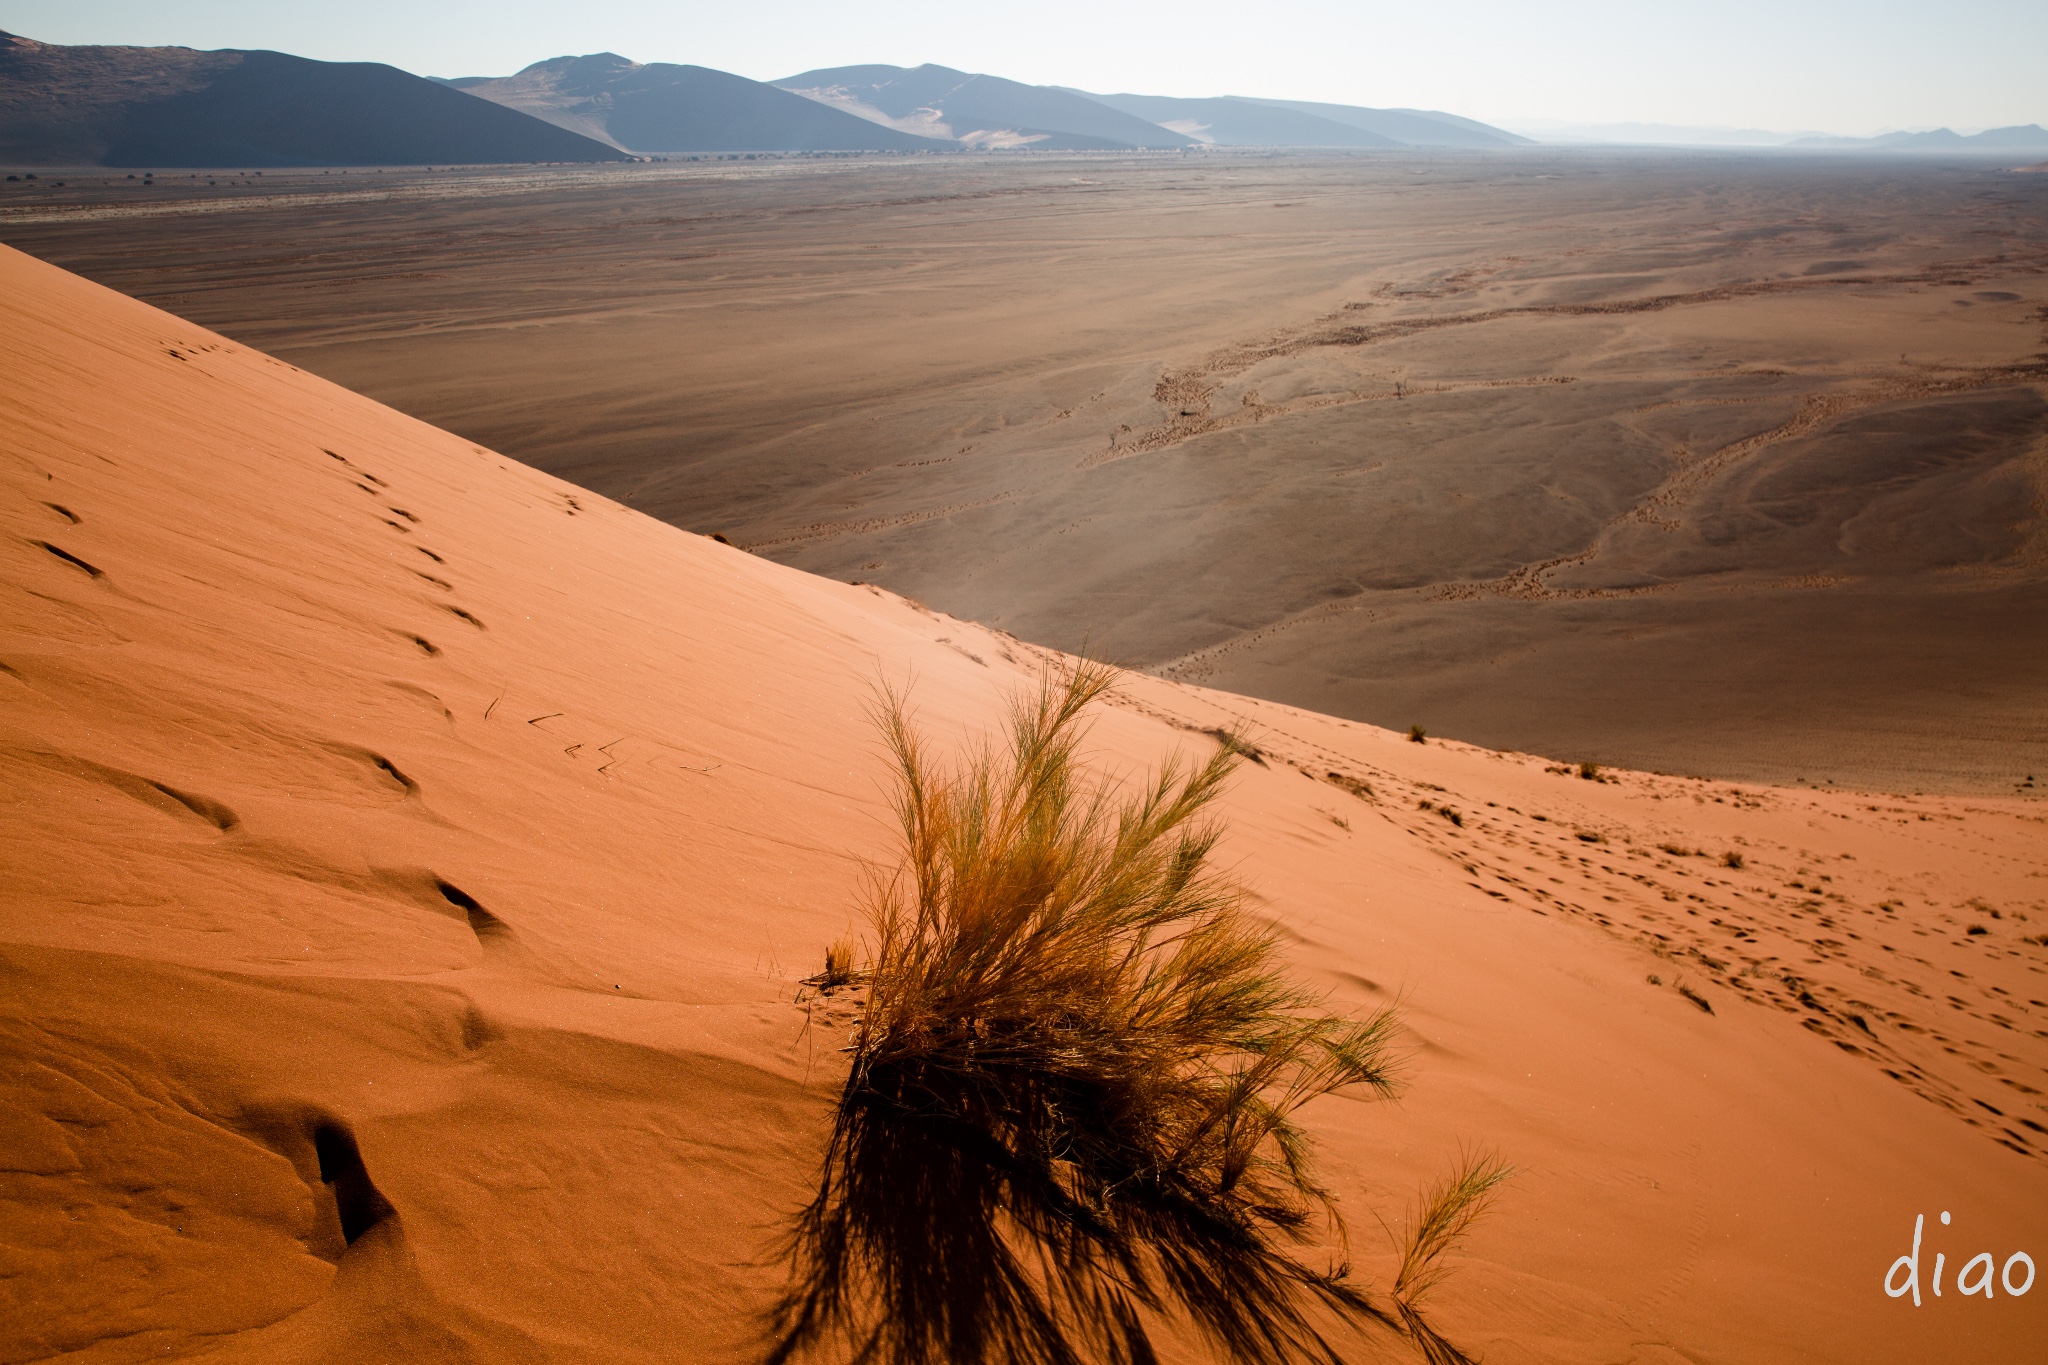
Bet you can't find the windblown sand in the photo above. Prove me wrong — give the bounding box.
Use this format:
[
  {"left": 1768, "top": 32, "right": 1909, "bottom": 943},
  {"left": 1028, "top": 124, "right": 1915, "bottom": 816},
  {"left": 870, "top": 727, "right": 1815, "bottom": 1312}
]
[
  {"left": 3, "top": 243, "right": 2046, "bottom": 1361},
  {"left": 7, "top": 151, "right": 2046, "bottom": 795}
]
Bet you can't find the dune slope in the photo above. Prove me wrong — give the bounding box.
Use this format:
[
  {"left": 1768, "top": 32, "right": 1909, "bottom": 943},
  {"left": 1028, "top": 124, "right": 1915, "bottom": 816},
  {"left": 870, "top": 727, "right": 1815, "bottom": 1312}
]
[{"left": 2, "top": 243, "right": 2045, "bottom": 1363}]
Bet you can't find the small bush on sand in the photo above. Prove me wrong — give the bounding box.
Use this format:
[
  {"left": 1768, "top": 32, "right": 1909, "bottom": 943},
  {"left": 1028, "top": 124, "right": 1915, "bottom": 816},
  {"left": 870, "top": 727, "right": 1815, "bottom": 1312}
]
[
  {"left": 1722, "top": 851, "right": 1745, "bottom": 870},
  {"left": 1325, "top": 770, "right": 1375, "bottom": 801},
  {"left": 772, "top": 663, "right": 1506, "bottom": 1365},
  {"left": 817, "top": 936, "right": 858, "bottom": 989},
  {"left": 1577, "top": 761, "right": 1600, "bottom": 781},
  {"left": 1408, "top": 724, "right": 1427, "bottom": 744}
]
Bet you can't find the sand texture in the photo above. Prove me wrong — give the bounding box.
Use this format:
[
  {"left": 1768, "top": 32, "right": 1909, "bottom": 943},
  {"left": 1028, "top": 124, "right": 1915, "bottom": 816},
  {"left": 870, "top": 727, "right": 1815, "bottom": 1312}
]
[
  {"left": 3, "top": 243, "right": 2047, "bottom": 1360},
  {"left": 6, "top": 151, "right": 2045, "bottom": 796}
]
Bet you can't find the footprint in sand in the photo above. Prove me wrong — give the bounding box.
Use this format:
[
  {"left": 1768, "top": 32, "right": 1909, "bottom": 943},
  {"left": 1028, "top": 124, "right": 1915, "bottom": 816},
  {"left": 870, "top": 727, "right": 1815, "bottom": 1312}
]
[
  {"left": 434, "top": 878, "right": 513, "bottom": 946},
  {"left": 234, "top": 1105, "right": 396, "bottom": 1261},
  {"left": 27, "top": 753, "right": 240, "bottom": 832},
  {"left": 37, "top": 542, "right": 104, "bottom": 578}
]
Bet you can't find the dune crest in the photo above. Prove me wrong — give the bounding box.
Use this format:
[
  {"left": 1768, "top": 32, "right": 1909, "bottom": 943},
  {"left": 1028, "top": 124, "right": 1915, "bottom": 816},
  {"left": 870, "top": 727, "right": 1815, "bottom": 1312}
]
[{"left": 2, "top": 244, "right": 2044, "bottom": 1361}]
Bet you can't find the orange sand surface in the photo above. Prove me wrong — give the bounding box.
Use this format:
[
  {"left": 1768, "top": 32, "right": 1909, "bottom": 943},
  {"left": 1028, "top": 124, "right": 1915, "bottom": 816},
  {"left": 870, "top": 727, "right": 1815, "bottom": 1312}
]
[{"left": 3, "top": 241, "right": 2045, "bottom": 1362}]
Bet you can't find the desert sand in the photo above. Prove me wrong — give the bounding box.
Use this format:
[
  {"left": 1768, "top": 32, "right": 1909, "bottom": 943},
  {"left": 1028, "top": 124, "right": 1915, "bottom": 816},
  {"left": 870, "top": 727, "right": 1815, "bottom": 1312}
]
[
  {"left": 6, "top": 151, "right": 2044, "bottom": 796},
  {"left": 3, "top": 240, "right": 2046, "bottom": 1361}
]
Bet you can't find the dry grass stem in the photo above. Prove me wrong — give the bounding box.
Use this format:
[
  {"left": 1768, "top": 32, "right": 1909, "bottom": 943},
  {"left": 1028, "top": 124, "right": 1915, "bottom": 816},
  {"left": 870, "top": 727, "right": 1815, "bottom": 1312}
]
[{"left": 1388, "top": 1155, "right": 1513, "bottom": 1365}]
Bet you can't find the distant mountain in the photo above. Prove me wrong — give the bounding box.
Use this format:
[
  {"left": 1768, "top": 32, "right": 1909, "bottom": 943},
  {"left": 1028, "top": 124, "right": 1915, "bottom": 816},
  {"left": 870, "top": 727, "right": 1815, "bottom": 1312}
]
[
  {"left": 1070, "top": 93, "right": 1401, "bottom": 148},
  {"left": 1790, "top": 124, "right": 2048, "bottom": 150},
  {"left": 1076, "top": 90, "right": 1527, "bottom": 149},
  {"left": 0, "top": 30, "right": 624, "bottom": 167},
  {"left": 1500, "top": 120, "right": 1818, "bottom": 147},
  {"left": 442, "top": 54, "right": 951, "bottom": 153},
  {"left": 774, "top": 64, "right": 1195, "bottom": 150},
  {"left": 1963, "top": 125, "right": 2048, "bottom": 147},
  {"left": 1235, "top": 98, "right": 1531, "bottom": 148}
]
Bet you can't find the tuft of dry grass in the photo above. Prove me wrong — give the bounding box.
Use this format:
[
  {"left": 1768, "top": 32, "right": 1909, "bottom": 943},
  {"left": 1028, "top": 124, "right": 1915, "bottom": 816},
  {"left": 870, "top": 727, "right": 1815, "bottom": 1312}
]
[
  {"left": 1408, "top": 724, "right": 1427, "bottom": 744},
  {"left": 1325, "top": 770, "right": 1375, "bottom": 802},
  {"left": 1722, "top": 851, "right": 1745, "bottom": 870},
  {"left": 771, "top": 662, "right": 1504, "bottom": 1365},
  {"left": 1205, "top": 727, "right": 1269, "bottom": 767},
  {"left": 820, "top": 936, "right": 858, "bottom": 988}
]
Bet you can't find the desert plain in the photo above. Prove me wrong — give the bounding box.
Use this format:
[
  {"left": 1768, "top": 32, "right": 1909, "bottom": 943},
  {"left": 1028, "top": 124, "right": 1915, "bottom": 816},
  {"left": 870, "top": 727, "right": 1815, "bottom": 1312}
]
[
  {"left": 2, "top": 150, "right": 2047, "bottom": 1364},
  {"left": 6, "top": 149, "right": 2046, "bottom": 793}
]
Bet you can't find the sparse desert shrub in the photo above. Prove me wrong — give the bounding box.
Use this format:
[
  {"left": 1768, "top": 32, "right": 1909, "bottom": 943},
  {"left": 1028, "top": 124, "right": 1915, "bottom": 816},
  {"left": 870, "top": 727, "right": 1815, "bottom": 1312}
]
[
  {"left": 1722, "top": 851, "right": 1745, "bottom": 870},
  {"left": 1205, "top": 727, "right": 1268, "bottom": 766},
  {"left": 1676, "top": 983, "right": 1714, "bottom": 1015},
  {"left": 1577, "top": 761, "right": 1600, "bottom": 781},
  {"left": 772, "top": 663, "right": 1505, "bottom": 1365},
  {"left": 818, "top": 936, "right": 858, "bottom": 988},
  {"left": 1409, "top": 724, "right": 1427, "bottom": 744},
  {"left": 1325, "top": 770, "right": 1376, "bottom": 801}
]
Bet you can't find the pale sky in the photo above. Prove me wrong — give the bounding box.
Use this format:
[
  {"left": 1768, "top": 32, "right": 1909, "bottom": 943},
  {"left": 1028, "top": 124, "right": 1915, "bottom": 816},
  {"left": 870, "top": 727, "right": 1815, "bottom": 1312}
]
[{"left": 5, "top": 0, "right": 2043, "bottom": 137}]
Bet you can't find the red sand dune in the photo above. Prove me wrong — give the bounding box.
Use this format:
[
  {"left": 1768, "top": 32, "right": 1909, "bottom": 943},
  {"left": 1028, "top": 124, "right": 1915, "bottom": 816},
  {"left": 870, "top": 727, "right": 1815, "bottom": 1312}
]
[{"left": 3, "top": 242, "right": 2045, "bottom": 1362}]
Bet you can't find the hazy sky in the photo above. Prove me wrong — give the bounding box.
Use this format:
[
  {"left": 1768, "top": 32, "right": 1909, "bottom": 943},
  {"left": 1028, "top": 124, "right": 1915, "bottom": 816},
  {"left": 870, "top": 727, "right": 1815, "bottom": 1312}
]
[{"left": 5, "top": 0, "right": 2043, "bottom": 136}]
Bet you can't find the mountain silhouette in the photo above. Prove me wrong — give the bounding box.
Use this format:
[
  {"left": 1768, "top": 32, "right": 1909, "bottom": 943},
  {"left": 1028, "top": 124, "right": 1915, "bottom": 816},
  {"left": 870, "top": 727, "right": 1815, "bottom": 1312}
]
[
  {"left": 774, "top": 64, "right": 1195, "bottom": 150},
  {"left": 1790, "top": 124, "right": 2048, "bottom": 150},
  {"left": 1234, "top": 97, "right": 1531, "bottom": 148},
  {"left": 0, "top": 30, "right": 624, "bottom": 166},
  {"left": 1068, "top": 92, "right": 1402, "bottom": 147},
  {"left": 444, "top": 54, "right": 952, "bottom": 153}
]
